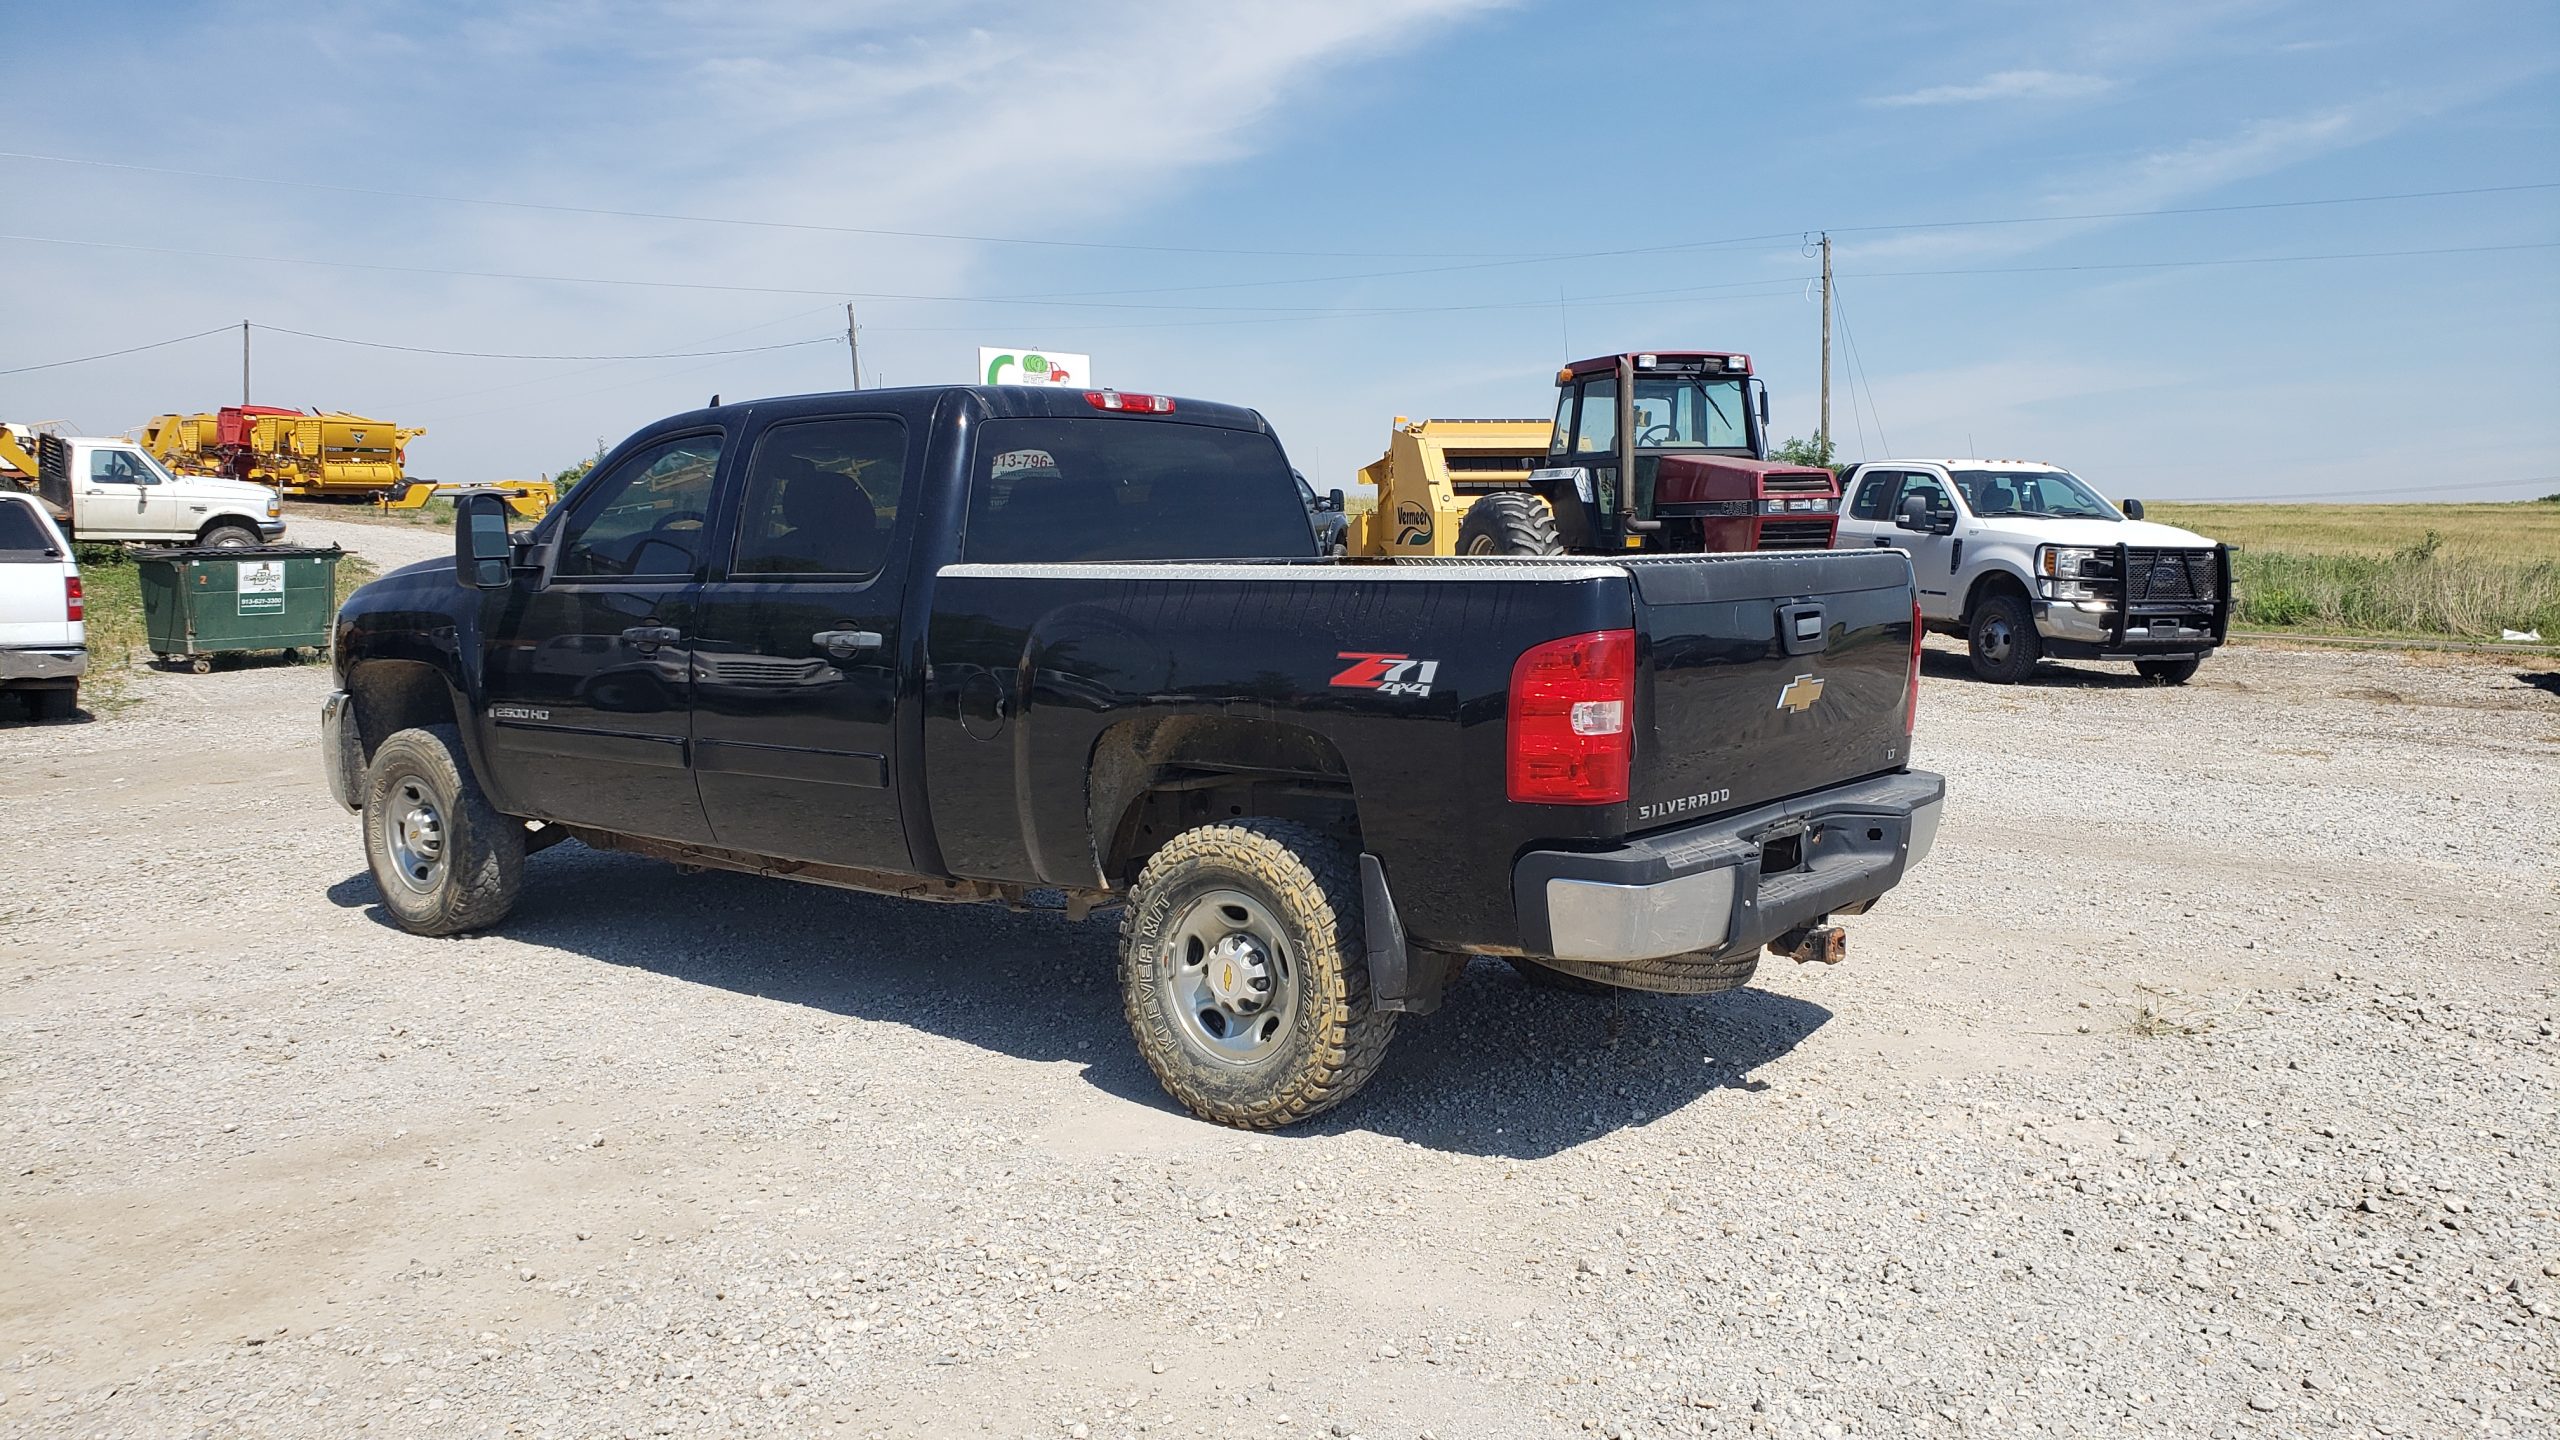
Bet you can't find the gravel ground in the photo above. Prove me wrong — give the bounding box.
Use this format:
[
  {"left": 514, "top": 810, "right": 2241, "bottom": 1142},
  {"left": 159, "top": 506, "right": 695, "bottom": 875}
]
[{"left": 2, "top": 527, "right": 2554, "bottom": 1438}]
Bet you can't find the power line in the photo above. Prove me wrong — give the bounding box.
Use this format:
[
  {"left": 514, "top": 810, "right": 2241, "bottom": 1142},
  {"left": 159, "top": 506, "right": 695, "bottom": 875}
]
[
  {"left": 1830, "top": 278, "right": 1890, "bottom": 456},
  {"left": 1846, "top": 240, "right": 2559, "bottom": 280},
  {"left": 0, "top": 149, "right": 1527, "bottom": 261},
  {"left": 255, "top": 323, "right": 841, "bottom": 361},
  {"left": 2157, "top": 475, "right": 2559, "bottom": 502},
  {"left": 0, "top": 324, "right": 235, "bottom": 376},
  {"left": 7, "top": 146, "right": 2549, "bottom": 269}
]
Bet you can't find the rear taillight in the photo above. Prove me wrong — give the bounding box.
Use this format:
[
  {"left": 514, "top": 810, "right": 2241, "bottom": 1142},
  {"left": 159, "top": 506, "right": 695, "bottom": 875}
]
[
  {"left": 1906, "top": 597, "right": 1922, "bottom": 736},
  {"left": 1507, "top": 628, "right": 1635, "bottom": 805},
  {"left": 66, "top": 576, "right": 83, "bottom": 622},
  {"left": 1084, "top": 390, "right": 1175, "bottom": 414}
]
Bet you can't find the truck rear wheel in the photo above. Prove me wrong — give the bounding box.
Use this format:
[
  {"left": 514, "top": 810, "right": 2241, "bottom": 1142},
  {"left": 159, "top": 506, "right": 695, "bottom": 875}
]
[
  {"left": 362, "top": 724, "right": 525, "bottom": 936},
  {"left": 26, "top": 686, "right": 78, "bottom": 722},
  {"left": 2136, "top": 657, "right": 2202, "bottom": 685},
  {"left": 199, "top": 524, "right": 260, "bottom": 549},
  {"left": 1119, "top": 820, "right": 1397, "bottom": 1129},
  {"left": 1967, "top": 592, "right": 2041, "bottom": 684},
  {"left": 1458, "top": 492, "right": 1563, "bottom": 557},
  {"left": 1505, "top": 956, "right": 1615, "bottom": 994}
]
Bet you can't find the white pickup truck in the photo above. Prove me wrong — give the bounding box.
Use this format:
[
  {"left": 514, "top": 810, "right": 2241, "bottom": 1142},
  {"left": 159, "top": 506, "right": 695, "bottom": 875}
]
[
  {"left": 0, "top": 490, "right": 85, "bottom": 719},
  {"left": 1835, "top": 458, "right": 2229, "bottom": 685},
  {"left": 1, "top": 429, "right": 285, "bottom": 548}
]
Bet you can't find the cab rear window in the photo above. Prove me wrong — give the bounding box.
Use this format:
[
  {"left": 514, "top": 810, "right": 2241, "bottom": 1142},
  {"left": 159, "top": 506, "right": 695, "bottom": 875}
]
[
  {"left": 0, "top": 498, "right": 61, "bottom": 559},
  {"left": 962, "top": 419, "right": 1315, "bottom": 564}
]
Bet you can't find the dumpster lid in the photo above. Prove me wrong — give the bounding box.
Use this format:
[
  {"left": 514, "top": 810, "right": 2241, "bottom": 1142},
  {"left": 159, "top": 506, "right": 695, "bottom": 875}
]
[{"left": 133, "top": 543, "right": 345, "bottom": 562}]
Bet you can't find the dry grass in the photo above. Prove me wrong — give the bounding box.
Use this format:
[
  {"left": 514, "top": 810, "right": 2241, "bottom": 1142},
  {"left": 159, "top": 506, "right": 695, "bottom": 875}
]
[
  {"left": 2147, "top": 499, "right": 2560, "bottom": 641},
  {"left": 2120, "top": 985, "right": 2217, "bottom": 1038},
  {"left": 2150, "top": 499, "right": 2560, "bottom": 562}
]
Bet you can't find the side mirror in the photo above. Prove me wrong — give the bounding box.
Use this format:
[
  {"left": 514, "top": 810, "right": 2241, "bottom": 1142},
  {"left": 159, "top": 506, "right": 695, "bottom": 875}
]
[
  {"left": 1895, "top": 493, "right": 1931, "bottom": 531},
  {"left": 455, "top": 491, "right": 514, "bottom": 590},
  {"left": 2121, "top": 497, "right": 2145, "bottom": 520},
  {"left": 1325, "top": 487, "right": 1346, "bottom": 513}
]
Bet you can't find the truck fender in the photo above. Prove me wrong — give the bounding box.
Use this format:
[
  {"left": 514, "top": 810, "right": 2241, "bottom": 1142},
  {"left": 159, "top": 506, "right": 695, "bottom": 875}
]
[{"left": 1960, "top": 560, "right": 2035, "bottom": 624}]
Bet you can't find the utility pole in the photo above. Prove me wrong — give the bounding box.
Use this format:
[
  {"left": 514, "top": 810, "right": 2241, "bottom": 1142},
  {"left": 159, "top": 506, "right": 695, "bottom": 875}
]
[
  {"left": 1818, "top": 234, "right": 1832, "bottom": 459},
  {"left": 241, "top": 320, "right": 251, "bottom": 407},
  {"left": 845, "top": 303, "right": 861, "bottom": 390}
]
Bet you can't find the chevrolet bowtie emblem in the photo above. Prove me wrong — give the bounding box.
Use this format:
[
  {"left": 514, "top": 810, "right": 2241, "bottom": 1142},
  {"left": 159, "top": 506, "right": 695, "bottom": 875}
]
[{"left": 1776, "top": 674, "right": 1824, "bottom": 713}]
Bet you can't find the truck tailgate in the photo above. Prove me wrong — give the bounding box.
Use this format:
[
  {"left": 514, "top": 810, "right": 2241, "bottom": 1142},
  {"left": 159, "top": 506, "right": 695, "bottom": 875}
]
[{"left": 1624, "top": 551, "right": 1915, "bottom": 825}]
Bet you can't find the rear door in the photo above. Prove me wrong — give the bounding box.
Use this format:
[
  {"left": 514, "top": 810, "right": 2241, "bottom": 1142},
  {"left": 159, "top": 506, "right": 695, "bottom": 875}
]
[
  {"left": 688, "top": 409, "right": 915, "bottom": 870},
  {"left": 480, "top": 428, "right": 725, "bottom": 843},
  {"left": 1623, "top": 550, "right": 1916, "bottom": 824}
]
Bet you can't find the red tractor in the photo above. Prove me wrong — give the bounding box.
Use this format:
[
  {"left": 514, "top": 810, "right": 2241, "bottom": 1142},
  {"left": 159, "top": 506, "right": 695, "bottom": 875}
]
[{"left": 1456, "top": 351, "right": 1842, "bottom": 557}]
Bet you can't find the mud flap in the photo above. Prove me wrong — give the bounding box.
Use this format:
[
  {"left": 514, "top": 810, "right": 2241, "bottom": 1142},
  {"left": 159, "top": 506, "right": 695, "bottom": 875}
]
[{"left": 1362, "top": 853, "right": 1450, "bottom": 1016}]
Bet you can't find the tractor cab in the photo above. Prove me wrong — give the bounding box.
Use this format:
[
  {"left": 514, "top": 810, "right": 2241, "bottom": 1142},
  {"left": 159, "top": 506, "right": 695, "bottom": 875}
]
[{"left": 1475, "top": 351, "right": 1839, "bottom": 556}]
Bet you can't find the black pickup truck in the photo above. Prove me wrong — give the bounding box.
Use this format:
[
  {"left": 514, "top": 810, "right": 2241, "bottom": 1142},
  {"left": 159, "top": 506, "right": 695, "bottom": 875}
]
[{"left": 322, "top": 384, "right": 1944, "bottom": 1127}]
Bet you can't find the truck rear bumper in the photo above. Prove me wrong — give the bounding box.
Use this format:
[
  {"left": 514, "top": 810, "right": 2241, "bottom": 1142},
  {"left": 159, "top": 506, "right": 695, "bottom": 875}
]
[
  {"left": 0, "top": 646, "right": 87, "bottom": 684},
  {"left": 1512, "top": 769, "right": 1944, "bottom": 965}
]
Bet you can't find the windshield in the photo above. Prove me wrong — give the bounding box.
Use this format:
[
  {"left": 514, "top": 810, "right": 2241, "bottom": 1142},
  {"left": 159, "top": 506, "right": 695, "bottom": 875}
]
[
  {"left": 1630, "top": 376, "right": 1749, "bottom": 450},
  {"left": 1950, "top": 468, "right": 2119, "bottom": 520}
]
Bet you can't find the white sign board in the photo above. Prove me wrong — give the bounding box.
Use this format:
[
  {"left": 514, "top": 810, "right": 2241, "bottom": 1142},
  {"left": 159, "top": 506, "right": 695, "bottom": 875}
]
[
  {"left": 979, "top": 348, "right": 1093, "bottom": 388},
  {"left": 237, "top": 558, "right": 286, "bottom": 615}
]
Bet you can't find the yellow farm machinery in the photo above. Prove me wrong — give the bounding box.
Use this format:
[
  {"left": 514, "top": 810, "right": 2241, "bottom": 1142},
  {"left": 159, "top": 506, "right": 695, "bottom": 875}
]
[{"left": 142, "top": 405, "right": 426, "bottom": 501}]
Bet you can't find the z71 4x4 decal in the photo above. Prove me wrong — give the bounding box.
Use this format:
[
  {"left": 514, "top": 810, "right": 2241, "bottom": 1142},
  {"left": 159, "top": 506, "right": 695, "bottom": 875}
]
[{"left": 1331, "top": 652, "right": 1440, "bottom": 698}]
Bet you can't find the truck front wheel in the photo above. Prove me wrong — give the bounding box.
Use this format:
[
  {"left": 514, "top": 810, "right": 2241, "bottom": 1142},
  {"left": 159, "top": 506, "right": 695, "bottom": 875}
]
[
  {"left": 1119, "top": 820, "right": 1397, "bottom": 1128},
  {"left": 1967, "top": 592, "right": 2042, "bottom": 683},
  {"left": 362, "top": 724, "right": 525, "bottom": 936},
  {"left": 199, "top": 524, "right": 260, "bottom": 549}
]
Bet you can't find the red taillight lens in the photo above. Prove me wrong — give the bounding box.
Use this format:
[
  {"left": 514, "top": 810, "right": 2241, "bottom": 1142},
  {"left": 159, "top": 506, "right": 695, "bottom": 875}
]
[
  {"left": 1906, "top": 597, "right": 1922, "bottom": 736},
  {"left": 1507, "top": 628, "right": 1635, "bottom": 805},
  {"left": 66, "top": 576, "right": 83, "bottom": 622},
  {"left": 1084, "top": 390, "right": 1175, "bottom": 414}
]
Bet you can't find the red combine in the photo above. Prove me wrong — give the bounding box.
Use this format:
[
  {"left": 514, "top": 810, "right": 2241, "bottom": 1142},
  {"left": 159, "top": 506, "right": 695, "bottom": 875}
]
[{"left": 1452, "top": 351, "right": 1843, "bottom": 557}]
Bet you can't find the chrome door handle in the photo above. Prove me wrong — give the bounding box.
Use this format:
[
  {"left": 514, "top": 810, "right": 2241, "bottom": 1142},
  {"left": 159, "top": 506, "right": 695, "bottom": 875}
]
[
  {"left": 620, "top": 625, "right": 682, "bottom": 650},
  {"left": 813, "top": 629, "right": 883, "bottom": 658}
]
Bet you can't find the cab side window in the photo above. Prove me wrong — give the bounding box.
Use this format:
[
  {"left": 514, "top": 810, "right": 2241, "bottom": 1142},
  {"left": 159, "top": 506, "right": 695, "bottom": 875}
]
[
  {"left": 554, "top": 433, "right": 723, "bottom": 579},
  {"left": 1895, "top": 472, "right": 1955, "bottom": 518},
  {"left": 1848, "top": 471, "right": 1899, "bottom": 520},
  {"left": 90, "top": 451, "right": 149, "bottom": 484},
  {"left": 730, "top": 417, "right": 906, "bottom": 578}
]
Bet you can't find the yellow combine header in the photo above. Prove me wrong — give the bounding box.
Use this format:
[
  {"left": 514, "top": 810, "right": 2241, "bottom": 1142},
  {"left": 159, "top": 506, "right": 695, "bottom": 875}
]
[
  {"left": 142, "top": 405, "right": 425, "bottom": 500},
  {"left": 1345, "top": 417, "right": 1555, "bottom": 556}
]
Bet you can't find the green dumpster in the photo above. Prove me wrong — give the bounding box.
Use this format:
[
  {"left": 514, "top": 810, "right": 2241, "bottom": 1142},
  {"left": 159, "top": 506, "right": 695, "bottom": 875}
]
[{"left": 135, "top": 544, "right": 343, "bottom": 673}]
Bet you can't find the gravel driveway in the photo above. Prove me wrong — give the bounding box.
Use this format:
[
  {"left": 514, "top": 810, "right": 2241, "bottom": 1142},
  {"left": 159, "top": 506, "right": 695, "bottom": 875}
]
[{"left": 2, "top": 530, "right": 2553, "bottom": 1439}]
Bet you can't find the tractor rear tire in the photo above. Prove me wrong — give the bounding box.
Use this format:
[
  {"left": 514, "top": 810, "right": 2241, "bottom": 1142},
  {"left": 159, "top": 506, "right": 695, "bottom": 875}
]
[{"left": 1458, "top": 493, "right": 1564, "bottom": 557}]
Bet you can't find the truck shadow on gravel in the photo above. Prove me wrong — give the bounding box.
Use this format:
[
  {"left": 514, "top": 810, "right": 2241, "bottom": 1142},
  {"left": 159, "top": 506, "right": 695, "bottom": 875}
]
[
  {"left": 1919, "top": 650, "right": 2171, "bottom": 689},
  {"left": 328, "top": 848, "right": 1830, "bottom": 1159}
]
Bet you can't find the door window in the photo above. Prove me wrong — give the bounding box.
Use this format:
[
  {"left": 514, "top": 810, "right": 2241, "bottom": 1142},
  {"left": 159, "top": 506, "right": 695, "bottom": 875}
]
[
  {"left": 0, "top": 499, "right": 59, "bottom": 555},
  {"left": 731, "top": 417, "right": 907, "bottom": 578},
  {"left": 1847, "top": 471, "right": 1899, "bottom": 520},
  {"left": 1570, "top": 379, "right": 1618, "bottom": 454},
  {"left": 90, "top": 450, "right": 155, "bottom": 484},
  {"left": 1895, "top": 472, "right": 1955, "bottom": 518},
  {"left": 554, "top": 433, "right": 723, "bottom": 579}
]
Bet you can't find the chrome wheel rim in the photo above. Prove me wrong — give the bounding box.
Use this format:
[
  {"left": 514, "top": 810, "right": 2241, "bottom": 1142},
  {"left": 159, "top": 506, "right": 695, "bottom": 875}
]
[
  {"left": 381, "top": 775, "right": 448, "bottom": 894},
  {"left": 1159, "top": 888, "right": 1300, "bottom": 1067}
]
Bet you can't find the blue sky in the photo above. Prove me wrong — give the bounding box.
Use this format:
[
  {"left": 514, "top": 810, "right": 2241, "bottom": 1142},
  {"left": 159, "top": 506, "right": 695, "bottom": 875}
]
[{"left": 5, "top": 0, "right": 2555, "bottom": 500}]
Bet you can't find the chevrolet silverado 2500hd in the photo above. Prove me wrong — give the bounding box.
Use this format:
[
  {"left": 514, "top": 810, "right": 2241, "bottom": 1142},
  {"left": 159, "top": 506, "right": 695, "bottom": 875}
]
[{"left": 322, "top": 384, "right": 1944, "bottom": 1127}]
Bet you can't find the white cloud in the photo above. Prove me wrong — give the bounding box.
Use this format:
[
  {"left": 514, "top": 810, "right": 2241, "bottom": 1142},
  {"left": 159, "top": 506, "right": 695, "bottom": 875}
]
[{"left": 1868, "top": 69, "right": 2114, "bottom": 107}]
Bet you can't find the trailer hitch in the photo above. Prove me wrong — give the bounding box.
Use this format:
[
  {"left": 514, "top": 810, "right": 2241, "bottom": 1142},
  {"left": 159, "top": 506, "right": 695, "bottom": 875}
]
[{"left": 1770, "top": 923, "right": 1848, "bottom": 965}]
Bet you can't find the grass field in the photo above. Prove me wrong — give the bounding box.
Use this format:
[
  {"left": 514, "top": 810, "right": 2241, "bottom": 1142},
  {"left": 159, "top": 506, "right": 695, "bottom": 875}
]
[
  {"left": 71, "top": 544, "right": 377, "bottom": 711},
  {"left": 2149, "top": 499, "right": 2558, "bottom": 642}
]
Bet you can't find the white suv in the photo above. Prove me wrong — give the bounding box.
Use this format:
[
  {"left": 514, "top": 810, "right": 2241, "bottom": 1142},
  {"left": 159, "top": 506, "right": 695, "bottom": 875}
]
[
  {"left": 0, "top": 492, "right": 86, "bottom": 720},
  {"left": 1835, "top": 459, "right": 2229, "bottom": 685}
]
